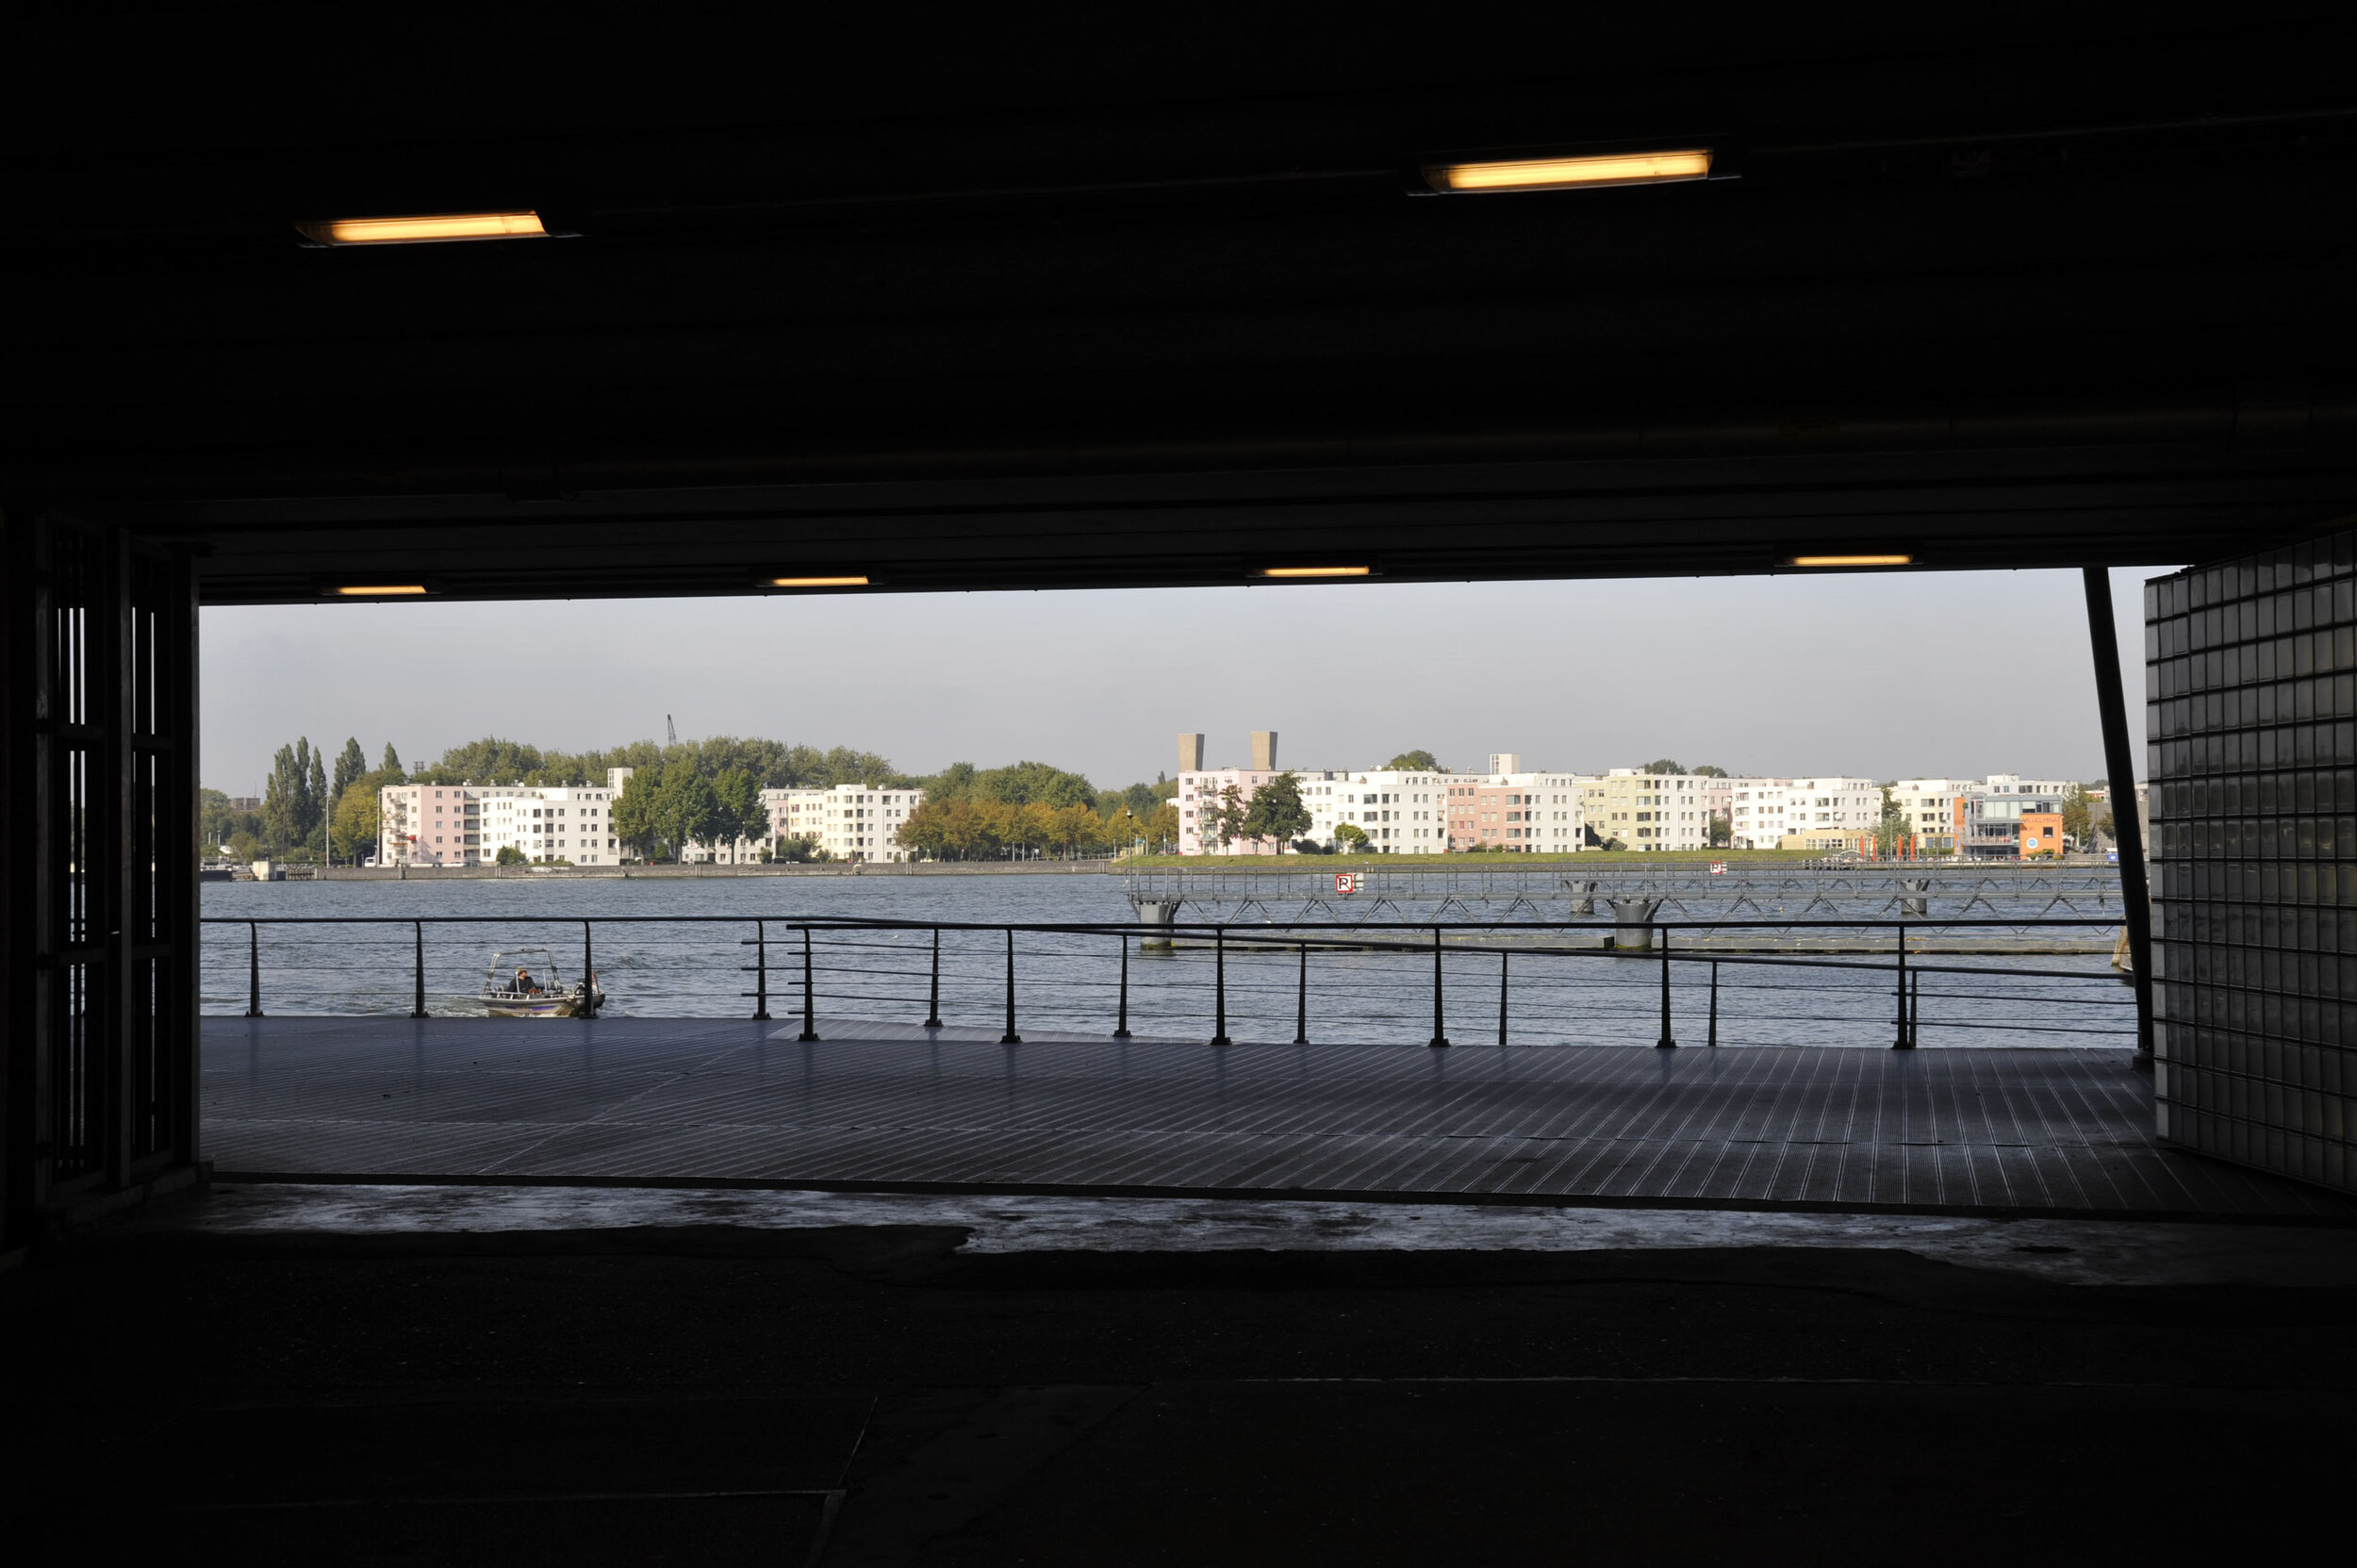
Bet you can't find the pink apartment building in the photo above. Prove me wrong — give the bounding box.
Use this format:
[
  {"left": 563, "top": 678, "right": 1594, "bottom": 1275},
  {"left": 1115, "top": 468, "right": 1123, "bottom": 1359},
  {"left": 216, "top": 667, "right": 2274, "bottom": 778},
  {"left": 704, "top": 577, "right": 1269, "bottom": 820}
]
[
  {"left": 1447, "top": 780, "right": 1553, "bottom": 850},
  {"left": 379, "top": 782, "right": 479, "bottom": 866},
  {"left": 1176, "top": 768, "right": 1283, "bottom": 855}
]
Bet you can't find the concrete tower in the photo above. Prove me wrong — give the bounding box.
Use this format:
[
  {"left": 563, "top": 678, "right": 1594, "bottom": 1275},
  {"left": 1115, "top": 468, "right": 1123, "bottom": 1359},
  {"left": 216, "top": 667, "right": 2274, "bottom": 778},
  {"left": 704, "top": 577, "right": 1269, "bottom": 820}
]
[
  {"left": 1178, "top": 734, "right": 1205, "bottom": 773},
  {"left": 1251, "top": 731, "right": 1278, "bottom": 770}
]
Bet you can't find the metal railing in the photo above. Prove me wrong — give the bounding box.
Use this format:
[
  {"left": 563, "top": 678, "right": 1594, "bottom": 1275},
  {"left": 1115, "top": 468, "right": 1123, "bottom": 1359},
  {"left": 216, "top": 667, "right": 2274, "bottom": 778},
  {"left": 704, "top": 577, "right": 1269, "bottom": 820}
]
[{"left": 202, "top": 914, "right": 2135, "bottom": 1049}]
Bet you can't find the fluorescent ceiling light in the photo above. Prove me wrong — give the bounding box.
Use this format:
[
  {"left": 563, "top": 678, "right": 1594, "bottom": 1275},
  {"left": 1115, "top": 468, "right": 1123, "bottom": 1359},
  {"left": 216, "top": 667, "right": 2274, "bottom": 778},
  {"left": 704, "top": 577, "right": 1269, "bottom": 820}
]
[
  {"left": 1424, "top": 149, "right": 1712, "bottom": 194},
  {"left": 766, "top": 575, "right": 870, "bottom": 587},
  {"left": 295, "top": 211, "right": 549, "bottom": 246},
  {"left": 1257, "top": 566, "right": 1373, "bottom": 579},
  {"left": 327, "top": 584, "right": 431, "bottom": 596},
  {"left": 1789, "top": 554, "right": 1913, "bottom": 568}
]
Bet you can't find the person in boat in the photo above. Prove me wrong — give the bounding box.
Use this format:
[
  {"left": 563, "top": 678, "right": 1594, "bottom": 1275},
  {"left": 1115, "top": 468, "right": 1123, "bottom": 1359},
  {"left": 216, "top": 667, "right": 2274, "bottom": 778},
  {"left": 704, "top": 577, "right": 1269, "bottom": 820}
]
[{"left": 509, "top": 966, "right": 543, "bottom": 996}]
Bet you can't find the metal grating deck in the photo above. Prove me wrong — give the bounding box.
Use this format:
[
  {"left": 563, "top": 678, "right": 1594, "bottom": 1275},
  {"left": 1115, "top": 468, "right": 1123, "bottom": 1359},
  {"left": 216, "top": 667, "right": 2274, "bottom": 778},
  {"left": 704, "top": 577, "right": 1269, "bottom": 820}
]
[{"left": 201, "top": 1017, "right": 2356, "bottom": 1219}]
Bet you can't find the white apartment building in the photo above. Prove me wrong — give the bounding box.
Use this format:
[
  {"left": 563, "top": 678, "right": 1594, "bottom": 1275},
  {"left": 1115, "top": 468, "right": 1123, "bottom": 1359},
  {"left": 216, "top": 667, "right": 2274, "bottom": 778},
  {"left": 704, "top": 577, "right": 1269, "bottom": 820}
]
[
  {"left": 763, "top": 784, "right": 925, "bottom": 862},
  {"left": 1776, "top": 777, "right": 1886, "bottom": 844},
  {"left": 1726, "top": 779, "right": 1798, "bottom": 849},
  {"left": 1302, "top": 769, "right": 1450, "bottom": 850},
  {"left": 1889, "top": 778, "right": 1974, "bottom": 851},
  {"left": 474, "top": 782, "right": 622, "bottom": 865}
]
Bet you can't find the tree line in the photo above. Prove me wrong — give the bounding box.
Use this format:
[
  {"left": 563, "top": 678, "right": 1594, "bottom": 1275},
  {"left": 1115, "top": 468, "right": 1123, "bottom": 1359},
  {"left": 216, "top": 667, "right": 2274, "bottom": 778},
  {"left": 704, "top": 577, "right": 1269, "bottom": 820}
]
[{"left": 206, "top": 732, "right": 1180, "bottom": 864}]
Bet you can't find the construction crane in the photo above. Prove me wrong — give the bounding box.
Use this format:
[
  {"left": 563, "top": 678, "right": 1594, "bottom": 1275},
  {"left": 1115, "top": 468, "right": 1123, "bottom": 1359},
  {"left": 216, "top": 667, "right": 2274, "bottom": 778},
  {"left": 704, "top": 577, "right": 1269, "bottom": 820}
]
[{"left": 667, "top": 714, "right": 677, "bottom": 744}]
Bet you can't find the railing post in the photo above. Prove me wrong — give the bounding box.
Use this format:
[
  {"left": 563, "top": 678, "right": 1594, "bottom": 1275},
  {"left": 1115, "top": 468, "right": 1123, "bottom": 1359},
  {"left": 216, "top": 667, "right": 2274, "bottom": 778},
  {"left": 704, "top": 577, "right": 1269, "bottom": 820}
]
[
  {"left": 1294, "top": 942, "right": 1309, "bottom": 1045},
  {"left": 798, "top": 926, "right": 818, "bottom": 1042},
  {"left": 1909, "top": 968, "right": 1921, "bottom": 1048},
  {"left": 1000, "top": 928, "right": 1022, "bottom": 1045},
  {"left": 1429, "top": 927, "right": 1451, "bottom": 1048},
  {"left": 1112, "top": 934, "right": 1133, "bottom": 1039},
  {"left": 1654, "top": 924, "right": 1675, "bottom": 1048},
  {"left": 753, "top": 919, "right": 770, "bottom": 1020},
  {"left": 1497, "top": 950, "right": 1508, "bottom": 1048},
  {"left": 1210, "top": 927, "right": 1230, "bottom": 1046},
  {"left": 1892, "top": 921, "right": 1912, "bottom": 1049},
  {"left": 582, "top": 920, "right": 594, "bottom": 1015},
  {"left": 1707, "top": 959, "right": 1719, "bottom": 1047},
  {"left": 925, "top": 927, "right": 944, "bottom": 1028},
  {"left": 245, "top": 920, "right": 263, "bottom": 1017},
  {"left": 412, "top": 920, "right": 426, "bottom": 1019}
]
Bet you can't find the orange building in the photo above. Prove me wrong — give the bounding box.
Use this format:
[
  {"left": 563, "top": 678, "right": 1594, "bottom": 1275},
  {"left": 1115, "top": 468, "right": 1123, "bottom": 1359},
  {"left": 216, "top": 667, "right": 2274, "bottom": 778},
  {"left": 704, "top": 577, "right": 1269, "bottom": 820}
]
[{"left": 2019, "top": 812, "right": 2064, "bottom": 857}]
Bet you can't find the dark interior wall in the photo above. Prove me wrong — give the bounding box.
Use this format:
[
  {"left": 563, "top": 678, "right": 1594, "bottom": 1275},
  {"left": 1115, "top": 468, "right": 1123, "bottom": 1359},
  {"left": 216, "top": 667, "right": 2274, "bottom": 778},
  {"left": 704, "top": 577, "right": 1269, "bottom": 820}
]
[{"left": 2149, "top": 533, "right": 2357, "bottom": 1190}]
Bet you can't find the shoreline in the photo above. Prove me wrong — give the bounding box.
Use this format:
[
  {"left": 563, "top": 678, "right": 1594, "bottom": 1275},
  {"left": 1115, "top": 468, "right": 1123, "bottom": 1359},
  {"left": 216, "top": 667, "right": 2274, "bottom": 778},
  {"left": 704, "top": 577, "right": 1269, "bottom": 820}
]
[{"left": 291, "top": 860, "right": 1120, "bottom": 881}]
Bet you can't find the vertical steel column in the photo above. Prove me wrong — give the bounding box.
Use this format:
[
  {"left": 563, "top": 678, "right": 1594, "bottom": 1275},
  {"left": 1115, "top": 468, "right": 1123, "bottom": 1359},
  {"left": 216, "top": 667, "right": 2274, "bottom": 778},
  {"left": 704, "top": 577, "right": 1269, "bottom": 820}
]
[
  {"left": 411, "top": 921, "right": 426, "bottom": 1019},
  {"left": 1429, "top": 928, "right": 1450, "bottom": 1048},
  {"left": 925, "top": 927, "right": 943, "bottom": 1028},
  {"left": 798, "top": 927, "right": 818, "bottom": 1042},
  {"left": 1655, "top": 925, "right": 1676, "bottom": 1048},
  {"left": 245, "top": 921, "right": 263, "bottom": 1017},
  {"left": 1497, "top": 951, "right": 1508, "bottom": 1048},
  {"left": 1210, "top": 928, "right": 1230, "bottom": 1047},
  {"left": 1910, "top": 969, "right": 1921, "bottom": 1048},
  {"left": 1707, "top": 960, "right": 1719, "bottom": 1048},
  {"left": 1113, "top": 935, "right": 1132, "bottom": 1039},
  {"left": 1892, "top": 922, "right": 1912, "bottom": 1049},
  {"left": 1000, "top": 929, "right": 1022, "bottom": 1045},
  {"left": 582, "top": 920, "right": 594, "bottom": 1015},
  {"left": 1294, "top": 942, "right": 1308, "bottom": 1045},
  {"left": 2084, "top": 566, "right": 2155, "bottom": 1067},
  {"left": 752, "top": 919, "right": 769, "bottom": 1020}
]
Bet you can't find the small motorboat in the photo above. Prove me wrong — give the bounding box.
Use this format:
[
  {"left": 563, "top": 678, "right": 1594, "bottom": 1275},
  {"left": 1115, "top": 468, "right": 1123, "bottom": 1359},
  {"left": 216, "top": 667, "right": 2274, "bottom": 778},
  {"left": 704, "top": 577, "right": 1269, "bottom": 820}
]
[{"left": 479, "top": 947, "right": 605, "bottom": 1017}]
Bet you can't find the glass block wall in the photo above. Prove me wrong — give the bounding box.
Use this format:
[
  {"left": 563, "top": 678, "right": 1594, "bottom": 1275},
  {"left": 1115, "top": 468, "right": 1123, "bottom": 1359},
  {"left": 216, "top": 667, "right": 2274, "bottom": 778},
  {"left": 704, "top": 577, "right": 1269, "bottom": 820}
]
[{"left": 2148, "top": 528, "right": 2356, "bottom": 1193}]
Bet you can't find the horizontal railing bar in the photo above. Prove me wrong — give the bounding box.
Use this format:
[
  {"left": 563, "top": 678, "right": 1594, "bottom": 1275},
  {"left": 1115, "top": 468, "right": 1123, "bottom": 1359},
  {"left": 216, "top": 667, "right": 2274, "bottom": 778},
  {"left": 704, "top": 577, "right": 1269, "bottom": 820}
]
[{"left": 202, "top": 915, "right": 2119, "bottom": 930}]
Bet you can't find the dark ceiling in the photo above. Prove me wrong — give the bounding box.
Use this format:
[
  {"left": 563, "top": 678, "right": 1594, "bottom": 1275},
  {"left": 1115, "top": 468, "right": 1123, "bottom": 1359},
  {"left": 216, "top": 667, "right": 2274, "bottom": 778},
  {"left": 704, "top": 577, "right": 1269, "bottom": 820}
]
[{"left": 3, "top": 8, "right": 2354, "bottom": 602}]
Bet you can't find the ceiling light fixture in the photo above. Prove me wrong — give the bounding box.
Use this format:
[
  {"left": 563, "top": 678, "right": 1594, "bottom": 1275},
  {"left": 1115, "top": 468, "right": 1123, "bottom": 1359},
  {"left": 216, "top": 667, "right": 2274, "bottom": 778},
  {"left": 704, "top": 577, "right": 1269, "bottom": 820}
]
[
  {"left": 1789, "top": 554, "right": 1913, "bottom": 568},
  {"left": 764, "top": 575, "right": 871, "bottom": 588},
  {"left": 1256, "top": 566, "right": 1373, "bottom": 579},
  {"left": 294, "top": 211, "right": 551, "bottom": 246},
  {"left": 325, "top": 584, "right": 432, "bottom": 597},
  {"left": 1421, "top": 149, "right": 1713, "bottom": 195}
]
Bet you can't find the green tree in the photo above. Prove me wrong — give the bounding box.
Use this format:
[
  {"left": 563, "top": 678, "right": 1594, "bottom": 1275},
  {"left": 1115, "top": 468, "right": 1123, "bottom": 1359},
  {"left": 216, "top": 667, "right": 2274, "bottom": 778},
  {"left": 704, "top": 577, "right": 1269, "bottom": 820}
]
[
  {"left": 1383, "top": 750, "right": 1446, "bottom": 772},
  {"left": 1707, "top": 811, "right": 1732, "bottom": 847},
  {"left": 332, "top": 737, "right": 367, "bottom": 803},
  {"left": 262, "top": 739, "right": 321, "bottom": 855},
  {"left": 380, "top": 742, "right": 404, "bottom": 778},
  {"left": 330, "top": 771, "right": 395, "bottom": 864},
  {"left": 1333, "top": 822, "right": 1370, "bottom": 850},
  {"left": 1200, "top": 783, "right": 1250, "bottom": 852},
  {"left": 2062, "top": 784, "right": 2094, "bottom": 847},
  {"left": 1874, "top": 785, "right": 1909, "bottom": 856},
  {"left": 611, "top": 766, "right": 663, "bottom": 859},
  {"left": 495, "top": 845, "right": 529, "bottom": 866},
  {"left": 1691, "top": 765, "right": 1729, "bottom": 778},
  {"left": 657, "top": 768, "right": 724, "bottom": 859},
  {"left": 1243, "top": 771, "right": 1312, "bottom": 847},
  {"left": 713, "top": 767, "right": 765, "bottom": 854},
  {"left": 1640, "top": 758, "right": 1684, "bottom": 776},
  {"left": 199, "top": 788, "right": 235, "bottom": 851}
]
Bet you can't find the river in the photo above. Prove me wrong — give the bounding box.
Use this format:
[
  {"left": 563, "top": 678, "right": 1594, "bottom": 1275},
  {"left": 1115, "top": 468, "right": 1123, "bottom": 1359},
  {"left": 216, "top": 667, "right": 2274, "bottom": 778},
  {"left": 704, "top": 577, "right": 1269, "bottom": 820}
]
[{"left": 202, "top": 876, "right": 2133, "bottom": 1049}]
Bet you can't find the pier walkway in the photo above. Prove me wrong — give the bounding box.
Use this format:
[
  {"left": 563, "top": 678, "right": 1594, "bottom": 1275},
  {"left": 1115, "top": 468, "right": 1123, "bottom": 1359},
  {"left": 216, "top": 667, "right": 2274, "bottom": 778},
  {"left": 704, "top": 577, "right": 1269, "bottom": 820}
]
[{"left": 202, "top": 1017, "right": 2349, "bottom": 1220}]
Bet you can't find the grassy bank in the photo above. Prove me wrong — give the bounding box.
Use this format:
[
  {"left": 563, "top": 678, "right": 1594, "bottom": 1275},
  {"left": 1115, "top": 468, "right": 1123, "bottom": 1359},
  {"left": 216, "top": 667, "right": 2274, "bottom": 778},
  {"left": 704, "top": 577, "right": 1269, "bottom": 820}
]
[{"left": 1115, "top": 849, "right": 1868, "bottom": 871}]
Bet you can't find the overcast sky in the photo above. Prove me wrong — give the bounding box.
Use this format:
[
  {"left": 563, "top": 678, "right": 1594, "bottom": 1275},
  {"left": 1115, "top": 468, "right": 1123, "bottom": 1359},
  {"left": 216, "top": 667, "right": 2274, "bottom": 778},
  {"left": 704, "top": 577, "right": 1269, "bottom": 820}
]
[{"left": 201, "top": 567, "right": 2165, "bottom": 795}]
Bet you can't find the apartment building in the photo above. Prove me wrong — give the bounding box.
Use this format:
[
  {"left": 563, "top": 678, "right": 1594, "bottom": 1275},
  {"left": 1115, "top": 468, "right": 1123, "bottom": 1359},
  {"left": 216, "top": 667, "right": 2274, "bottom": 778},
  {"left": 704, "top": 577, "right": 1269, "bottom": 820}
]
[
  {"left": 1584, "top": 769, "right": 1712, "bottom": 850},
  {"left": 763, "top": 784, "right": 925, "bottom": 862},
  {"left": 1176, "top": 766, "right": 1288, "bottom": 853},
  {"left": 379, "top": 782, "right": 479, "bottom": 866},
  {"left": 1884, "top": 778, "right": 1969, "bottom": 851},
  {"left": 1306, "top": 769, "right": 1449, "bottom": 850},
  {"left": 1444, "top": 771, "right": 1584, "bottom": 850},
  {"left": 1726, "top": 779, "right": 1798, "bottom": 849},
  {"left": 474, "top": 782, "right": 622, "bottom": 865},
  {"left": 379, "top": 767, "right": 626, "bottom": 867}
]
